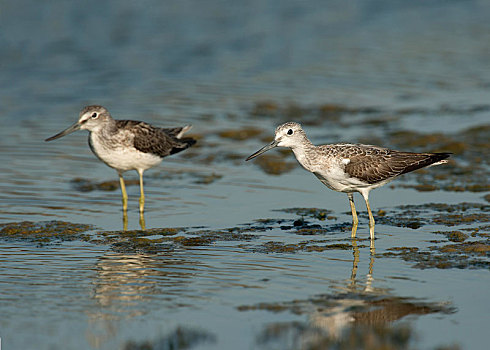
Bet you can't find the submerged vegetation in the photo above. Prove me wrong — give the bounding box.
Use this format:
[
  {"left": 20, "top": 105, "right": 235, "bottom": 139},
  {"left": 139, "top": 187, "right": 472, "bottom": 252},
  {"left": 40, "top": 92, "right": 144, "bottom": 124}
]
[{"left": 1, "top": 200, "right": 487, "bottom": 269}]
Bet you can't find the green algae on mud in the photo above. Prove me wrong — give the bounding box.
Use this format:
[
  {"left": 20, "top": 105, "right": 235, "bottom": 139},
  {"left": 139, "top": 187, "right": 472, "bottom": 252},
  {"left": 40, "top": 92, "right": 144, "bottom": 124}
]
[
  {"left": 0, "top": 221, "right": 94, "bottom": 243},
  {"left": 251, "top": 153, "right": 297, "bottom": 175},
  {"left": 155, "top": 169, "right": 224, "bottom": 185},
  {"left": 369, "top": 202, "right": 490, "bottom": 269},
  {"left": 0, "top": 220, "right": 258, "bottom": 253},
  {"left": 278, "top": 207, "right": 336, "bottom": 221},
  {"left": 192, "top": 172, "right": 223, "bottom": 184},
  {"left": 381, "top": 241, "right": 490, "bottom": 270},
  {"left": 247, "top": 240, "right": 357, "bottom": 254},
  {"left": 1, "top": 200, "right": 487, "bottom": 265},
  {"left": 373, "top": 202, "right": 489, "bottom": 229},
  {"left": 379, "top": 204, "right": 489, "bottom": 270},
  {"left": 434, "top": 230, "right": 469, "bottom": 242},
  {"left": 92, "top": 225, "right": 261, "bottom": 254},
  {"left": 250, "top": 101, "right": 382, "bottom": 126},
  {"left": 71, "top": 178, "right": 139, "bottom": 192},
  {"left": 98, "top": 202, "right": 488, "bottom": 255},
  {"left": 0, "top": 213, "right": 357, "bottom": 255},
  {"left": 217, "top": 127, "right": 264, "bottom": 140},
  {"left": 278, "top": 203, "right": 489, "bottom": 235}
]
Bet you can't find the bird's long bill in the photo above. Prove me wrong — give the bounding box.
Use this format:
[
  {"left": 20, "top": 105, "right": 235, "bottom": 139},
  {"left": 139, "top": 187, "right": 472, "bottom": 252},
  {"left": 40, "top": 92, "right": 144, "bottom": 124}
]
[
  {"left": 246, "top": 140, "right": 279, "bottom": 161},
  {"left": 45, "top": 122, "right": 81, "bottom": 142}
]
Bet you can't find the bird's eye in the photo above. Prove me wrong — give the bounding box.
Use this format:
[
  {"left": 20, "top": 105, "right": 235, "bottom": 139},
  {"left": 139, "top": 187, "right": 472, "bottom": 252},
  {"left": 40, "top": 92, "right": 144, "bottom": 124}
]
[
  {"left": 287, "top": 129, "right": 293, "bottom": 135},
  {"left": 91, "top": 113, "right": 98, "bottom": 119}
]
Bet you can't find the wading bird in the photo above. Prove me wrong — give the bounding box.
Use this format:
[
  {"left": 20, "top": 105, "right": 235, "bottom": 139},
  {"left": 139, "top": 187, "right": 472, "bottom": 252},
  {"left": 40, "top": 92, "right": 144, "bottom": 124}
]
[
  {"left": 46, "top": 105, "right": 196, "bottom": 214},
  {"left": 246, "top": 122, "right": 450, "bottom": 239}
]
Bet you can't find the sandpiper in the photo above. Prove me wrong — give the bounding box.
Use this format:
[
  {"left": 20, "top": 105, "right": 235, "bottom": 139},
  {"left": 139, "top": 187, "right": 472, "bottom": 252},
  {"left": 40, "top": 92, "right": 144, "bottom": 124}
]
[
  {"left": 246, "top": 122, "right": 450, "bottom": 239},
  {"left": 45, "top": 105, "right": 196, "bottom": 213}
]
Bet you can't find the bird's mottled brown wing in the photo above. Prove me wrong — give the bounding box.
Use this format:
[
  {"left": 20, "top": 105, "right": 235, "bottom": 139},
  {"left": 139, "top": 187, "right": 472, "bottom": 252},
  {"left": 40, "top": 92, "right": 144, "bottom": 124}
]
[
  {"left": 116, "top": 120, "right": 196, "bottom": 157},
  {"left": 342, "top": 146, "right": 450, "bottom": 184}
]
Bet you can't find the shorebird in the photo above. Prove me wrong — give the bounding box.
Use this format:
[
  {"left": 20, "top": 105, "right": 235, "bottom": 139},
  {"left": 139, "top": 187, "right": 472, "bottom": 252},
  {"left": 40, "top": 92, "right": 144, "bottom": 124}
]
[
  {"left": 45, "top": 105, "right": 196, "bottom": 213},
  {"left": 246, "top": 122, "right": 450, "bottom": 239}
]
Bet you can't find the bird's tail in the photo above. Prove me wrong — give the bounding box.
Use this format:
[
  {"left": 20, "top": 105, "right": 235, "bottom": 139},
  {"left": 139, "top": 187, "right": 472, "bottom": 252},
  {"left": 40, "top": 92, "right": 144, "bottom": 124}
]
[
  {"left": 426, "top": 152, "right": 451, "bottom": 167},
  {"left": 395, "top": 152, "right": 451, "bottom": 176},
  {"left": 176, "top": 125, "right": 192, "bottom": 139}
]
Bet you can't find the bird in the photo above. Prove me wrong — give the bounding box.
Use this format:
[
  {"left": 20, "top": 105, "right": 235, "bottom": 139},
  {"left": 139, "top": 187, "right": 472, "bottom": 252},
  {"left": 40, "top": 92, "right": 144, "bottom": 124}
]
[
  {"left": 246, "top": 122, "right": 451, "bottom": 240},
  {"left": 45, "top": 105, "right": 196, "bottom": 214}
]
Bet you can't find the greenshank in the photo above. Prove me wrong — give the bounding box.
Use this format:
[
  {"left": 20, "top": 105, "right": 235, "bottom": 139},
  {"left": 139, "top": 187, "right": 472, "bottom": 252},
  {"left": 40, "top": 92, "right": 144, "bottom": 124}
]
[
  {"left": 46, "top": 105, "right": 196, "bottom": 213},
  {"left": 246, "top": 122, "right": 450, "bottom": 239}
]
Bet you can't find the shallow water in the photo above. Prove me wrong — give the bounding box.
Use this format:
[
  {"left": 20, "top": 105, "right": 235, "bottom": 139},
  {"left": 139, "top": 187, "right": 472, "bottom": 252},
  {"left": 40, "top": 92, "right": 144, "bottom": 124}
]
[{"left": 0, "top": 1, "right": 489, "bottom": 349}]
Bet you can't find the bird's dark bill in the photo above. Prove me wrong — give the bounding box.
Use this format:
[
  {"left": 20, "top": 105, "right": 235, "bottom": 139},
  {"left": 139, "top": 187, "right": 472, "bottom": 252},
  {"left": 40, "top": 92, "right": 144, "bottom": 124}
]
[
  {"left": 45, "top": 122, "right": 81, "bottom": 142},
  {"left": 246, "top": 140, "right": 279, "bottom": 161}
]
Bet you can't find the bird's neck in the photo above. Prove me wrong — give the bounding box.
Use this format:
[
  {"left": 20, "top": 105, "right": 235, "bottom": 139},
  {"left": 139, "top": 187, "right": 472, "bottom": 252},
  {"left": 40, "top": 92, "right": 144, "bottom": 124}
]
[
  {"left": 290, "top": 139, "right": 315, "bottom": 171},
  {"left": 92, "top": 119, "right": 118, "bottom": 136}
]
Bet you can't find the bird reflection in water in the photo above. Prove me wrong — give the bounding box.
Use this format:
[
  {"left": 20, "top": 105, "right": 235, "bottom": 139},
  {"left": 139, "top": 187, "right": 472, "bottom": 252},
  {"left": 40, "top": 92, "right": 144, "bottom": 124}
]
[
  {"left": 85, "top": 251, "right": 197, "bottom": 347},
  {"left": 251, "top": 240, "right": 455, "bottom": 348}
]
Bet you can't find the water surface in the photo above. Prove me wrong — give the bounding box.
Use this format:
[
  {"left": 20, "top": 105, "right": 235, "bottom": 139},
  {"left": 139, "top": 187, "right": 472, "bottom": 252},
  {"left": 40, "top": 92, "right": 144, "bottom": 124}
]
[{"left": 0, "top": 1, "right": 489, "bottom": 349}]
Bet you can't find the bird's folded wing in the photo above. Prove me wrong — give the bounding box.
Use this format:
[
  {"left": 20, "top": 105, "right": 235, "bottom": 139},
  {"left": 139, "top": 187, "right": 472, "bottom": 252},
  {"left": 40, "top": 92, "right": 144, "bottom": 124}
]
[
  {"left": 344, "top": 151, "right": 436, "bottom": 184},
  {"left": 116, "top": 120, "right": 194, "bottom": 157}
]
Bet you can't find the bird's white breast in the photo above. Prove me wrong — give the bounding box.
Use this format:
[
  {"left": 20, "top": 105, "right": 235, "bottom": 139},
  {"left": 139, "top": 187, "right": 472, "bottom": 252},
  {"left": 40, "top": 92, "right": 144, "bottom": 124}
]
[{"left": 89, "top": 133, "right": 162, "bottom": 172}]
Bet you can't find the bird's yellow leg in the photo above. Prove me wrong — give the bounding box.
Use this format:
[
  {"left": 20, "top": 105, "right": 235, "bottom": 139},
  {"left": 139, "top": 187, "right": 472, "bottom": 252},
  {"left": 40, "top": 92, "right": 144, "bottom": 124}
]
[
  {"left": 139, "top": 211, "right": 146, "bottom": 230},
  {"left": 364, "top": 197, "right": 375, "bottom": 240},
  {"left": 348, "top": 193, "right": 359, "bottom": 238},
  {"left": 119, "top": 173, "right": 128, "bottom": 212},
  {"left": 366, "top": 241, "right": 375, "bottom": 292},
  {"left": 138, "top": 170, "right": 145, "bottom": 213},
  {"left": 122, "top": 210, "right": 128, "bottom": 231},
  {"left": 350, "top": 238, "right": 360, "bottom": 283}
]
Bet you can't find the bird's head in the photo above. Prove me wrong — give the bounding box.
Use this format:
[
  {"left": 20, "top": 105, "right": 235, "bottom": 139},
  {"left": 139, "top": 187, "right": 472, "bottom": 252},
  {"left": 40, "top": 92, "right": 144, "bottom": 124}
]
[
  {"left": 246, "top": 121, "right": 306, "bottom": 160},
  {"left": 45, "top": 105, "right": 112, "bottom": 141}
]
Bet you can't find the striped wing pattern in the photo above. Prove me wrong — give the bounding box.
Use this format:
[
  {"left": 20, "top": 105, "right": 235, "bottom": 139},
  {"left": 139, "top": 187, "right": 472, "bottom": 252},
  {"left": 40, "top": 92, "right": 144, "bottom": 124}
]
[
  {"left": 328, "top": 145, "right": 450, "bottom": 184},
  {"left": 116, "top": 120, "right": 196, "bottom": 157}
]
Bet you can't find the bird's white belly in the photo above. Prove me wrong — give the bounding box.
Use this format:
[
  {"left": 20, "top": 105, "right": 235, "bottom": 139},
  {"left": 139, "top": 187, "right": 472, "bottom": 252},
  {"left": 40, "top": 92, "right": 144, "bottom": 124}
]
[
  {"left": 312, "top": 165, "right": 369, "bottom": 193},
  {"left": 313, "top": 167, "right": 393, "bottom": 193},
  {"left": 90, "top": 137, "right": 162, "bottom": 172}
]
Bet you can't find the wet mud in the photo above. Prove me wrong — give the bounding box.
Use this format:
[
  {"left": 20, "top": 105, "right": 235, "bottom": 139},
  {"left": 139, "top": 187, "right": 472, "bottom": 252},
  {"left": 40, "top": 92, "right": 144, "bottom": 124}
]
[
  {"left": 252, "top": 154, "right": 297, "bottom": 175},
  {"left": 250, "top": 101, "right": 382, "bottom": 126},
  {"left": 373, "top": 202, "right": 489, "bottom": 229},
  {"left": 91, "top": 225, "right": 258, "bottom": 254},
  {"left": 381, "top": 243, "right": 490, "bottom": 270},
  {"left": 376, "top": 202, "right": 490, "bottom": 269},
  {"left": 0, "top": 221, "right": 93, "bottom": 244},
  {"left": 278, "top": 207, "right": 336, "bottom": 221},
  {"left": 1, "top": 200, "right": 487, "bottom": 269},
  {"left": 217, "top": 127, "right": 264, "bottom": 141},
  {"left": 71, "top": 178, "right": 139, "bottom": 192}
]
